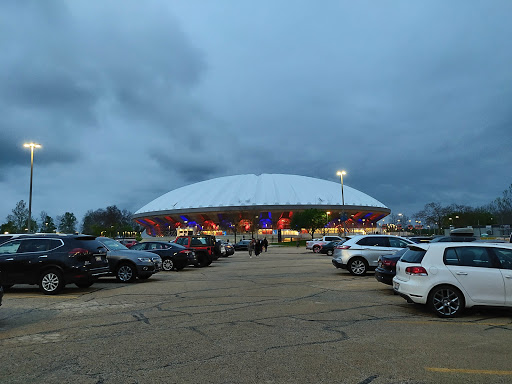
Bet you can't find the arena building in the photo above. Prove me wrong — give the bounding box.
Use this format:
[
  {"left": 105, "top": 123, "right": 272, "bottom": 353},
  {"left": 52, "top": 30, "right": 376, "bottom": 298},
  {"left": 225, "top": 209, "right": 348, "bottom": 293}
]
[{"left": 132, "top": 174, "right": 390, "bottom": 238}]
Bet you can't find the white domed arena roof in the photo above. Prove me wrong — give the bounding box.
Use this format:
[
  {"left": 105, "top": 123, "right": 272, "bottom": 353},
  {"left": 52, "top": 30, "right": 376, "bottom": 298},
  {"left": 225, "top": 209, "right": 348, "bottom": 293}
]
[{"left": 134, "top": 174, "right": 388, "bottom": 215}]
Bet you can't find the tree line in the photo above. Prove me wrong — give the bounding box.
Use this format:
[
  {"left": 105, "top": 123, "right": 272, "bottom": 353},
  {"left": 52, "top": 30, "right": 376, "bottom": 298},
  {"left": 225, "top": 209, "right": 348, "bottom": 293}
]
[
  {"left": 0, "top": 201, "right": 142, "bottom": 238},
  {"left": 2, "top": 184, "right": 510, "bottom": 239},
  {"left": 289, "top": 184, "right": 512, "bottom": 239},
  {"left": 389, "top": 184, "right": 512, "bottom": 234}
]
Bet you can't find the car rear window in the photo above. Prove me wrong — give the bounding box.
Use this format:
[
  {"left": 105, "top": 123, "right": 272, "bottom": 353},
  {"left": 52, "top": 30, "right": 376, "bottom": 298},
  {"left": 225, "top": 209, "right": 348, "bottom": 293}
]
[
  {"left": 191, "top": 238, "right": 208, "bottom": 246},
  {"left": 399, "top": 247, "right": 426, "bottom": 263}
]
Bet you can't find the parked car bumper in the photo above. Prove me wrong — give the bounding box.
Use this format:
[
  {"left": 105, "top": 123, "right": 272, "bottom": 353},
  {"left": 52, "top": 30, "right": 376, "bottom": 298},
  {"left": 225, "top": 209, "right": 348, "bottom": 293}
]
[
  {"left": 374, "top": 268, "right": 394, "bottom": 285},
  {"left": 393, "top": 277, "right": 428, "bottom": 304},
  {"left": 135, "top": 261, "right": 161, "bottom": 275},
  {"left": 332, "top": 259, "right": 346, "bottom": 269},
  {"left": 187, "top": 253, "right": 198, "bottom": 265}
]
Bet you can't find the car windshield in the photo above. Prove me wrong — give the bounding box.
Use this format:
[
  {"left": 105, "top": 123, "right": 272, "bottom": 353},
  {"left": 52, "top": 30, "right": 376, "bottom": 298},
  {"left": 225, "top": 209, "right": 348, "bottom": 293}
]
[{"left": 99, "top": 238, "right": 128, "bottom": 250}]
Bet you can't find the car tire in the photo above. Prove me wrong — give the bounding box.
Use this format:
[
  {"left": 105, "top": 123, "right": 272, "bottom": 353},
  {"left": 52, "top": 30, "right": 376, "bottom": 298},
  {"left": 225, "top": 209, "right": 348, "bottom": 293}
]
[
  {"left": 313, "top": 245, "right": 320, "bottom": 253},
  {"left": 428, "top": 285, "right": 465, "bottom": 318},
  {"left": 39, "top": 269, "right": 64, "bottom": 295},
  {"left": 75, "top": 280, "right": 94, "bottom": 288},
  {"left": 116, "top": 263, "right": 137, "bottom": 283},
  {"left": 327, "top": 250, "right": 333, "bottom": 256},
  {"left": 161, "top": 258, "right": 175, "bottom": 271},
  {"left": 175, "top": 265, "right": 186, "bottom": 271},
  {"left": 196, "top": 252, "right": 210, "bottom": 268},
  {"left": 347, "top": 257, "right": 368, "bottom": 276}
]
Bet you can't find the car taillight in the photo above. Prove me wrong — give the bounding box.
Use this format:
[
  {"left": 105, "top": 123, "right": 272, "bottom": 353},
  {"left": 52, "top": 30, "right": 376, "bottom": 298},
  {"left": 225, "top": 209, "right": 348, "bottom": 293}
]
[
  {"left": 336, "top": 245, "right": 351, "bottom": 249},
  {"left": 68, "top": 248, "right": 92, "bottom": 257},
  {"left": 382, "top": 259, "right": 397, "bottom": 267},
  {"left": 405, "top": 266, "right": 428, "bottom": 276}
]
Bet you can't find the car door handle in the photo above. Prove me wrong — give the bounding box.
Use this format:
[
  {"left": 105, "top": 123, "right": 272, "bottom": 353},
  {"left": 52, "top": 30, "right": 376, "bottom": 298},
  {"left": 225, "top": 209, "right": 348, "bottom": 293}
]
[
  {"left": 5, "top": 258, "right": 14, "bottom": 261},
  {"left": 456, "top": 272, "right": 468, "bottom": 275},
  {"left": 504, "top": 275, "right": 512, "bottom": 279},
  {"left": 38, "top": 255, "right": 47, "bottom": 258}
]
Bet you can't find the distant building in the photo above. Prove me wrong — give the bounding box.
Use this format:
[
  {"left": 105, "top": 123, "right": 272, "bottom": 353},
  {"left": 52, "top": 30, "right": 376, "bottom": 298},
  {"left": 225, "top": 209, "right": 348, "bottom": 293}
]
[{"left": 132, "top": 174, "right": 390, "bottom": 237}]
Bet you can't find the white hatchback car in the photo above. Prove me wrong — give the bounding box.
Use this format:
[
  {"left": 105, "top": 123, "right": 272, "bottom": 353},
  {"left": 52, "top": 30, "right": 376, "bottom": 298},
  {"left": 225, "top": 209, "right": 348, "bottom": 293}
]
[
  {"left": 331, "top": 235, "right": 414, "bottom": 276},
  {"left": 394, "top": 242, "right": 512, "bottom": 318}
]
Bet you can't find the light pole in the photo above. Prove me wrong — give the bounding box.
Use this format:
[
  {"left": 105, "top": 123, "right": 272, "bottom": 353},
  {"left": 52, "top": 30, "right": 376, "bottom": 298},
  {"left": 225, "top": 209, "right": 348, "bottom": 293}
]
[
  {"left": 326, "top": 211, "right": 330, "bottom": 233},
  {"left": 23, "top": 142, "right": 41, "bottom": 233},
  {"left": 398, "top": 213, "right": 403, "bottom": 236},
  {"left": 336, "top": 170, "right": 347, "bottom": 235}
]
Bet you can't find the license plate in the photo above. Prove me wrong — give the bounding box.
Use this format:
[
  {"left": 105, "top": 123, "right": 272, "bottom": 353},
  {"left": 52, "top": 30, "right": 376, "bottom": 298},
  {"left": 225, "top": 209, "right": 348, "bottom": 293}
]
[
  {"left": 393, "top": 282, "right": 400, "bottom": 290},
  {"left": 95, "top": 256, "right": 102, "bottom": 262}
]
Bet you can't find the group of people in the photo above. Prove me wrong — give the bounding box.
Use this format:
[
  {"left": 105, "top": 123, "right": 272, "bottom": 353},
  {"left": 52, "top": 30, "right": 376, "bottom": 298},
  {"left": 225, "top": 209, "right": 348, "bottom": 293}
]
[{"left": 248, "top": 237, "right": 268, "bottom": 258}]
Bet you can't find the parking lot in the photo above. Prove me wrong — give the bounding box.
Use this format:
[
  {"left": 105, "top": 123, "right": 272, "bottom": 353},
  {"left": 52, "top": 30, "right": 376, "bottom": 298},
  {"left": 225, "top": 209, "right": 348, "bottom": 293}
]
[{"left": 1, "top": 245, "right": 511, "bottom": 384}]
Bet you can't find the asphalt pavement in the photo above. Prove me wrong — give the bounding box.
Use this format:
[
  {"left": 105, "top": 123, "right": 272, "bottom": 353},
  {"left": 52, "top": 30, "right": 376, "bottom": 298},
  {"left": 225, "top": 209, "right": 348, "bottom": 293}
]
[{"left": 1, "top": 246, "right": 511, "bottom": 384}]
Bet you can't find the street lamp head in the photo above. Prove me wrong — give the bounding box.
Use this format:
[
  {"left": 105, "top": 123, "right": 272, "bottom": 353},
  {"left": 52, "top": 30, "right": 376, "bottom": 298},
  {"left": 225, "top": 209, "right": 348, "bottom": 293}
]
[
  {"left": 23, "top": 143, "right": 42, "bottom": 149},
  {"left": 336, "top": 170, "right": 347, "bottom": 176}
]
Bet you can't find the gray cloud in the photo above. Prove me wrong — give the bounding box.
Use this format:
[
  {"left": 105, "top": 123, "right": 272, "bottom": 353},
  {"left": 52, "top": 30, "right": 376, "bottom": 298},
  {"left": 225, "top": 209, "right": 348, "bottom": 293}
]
[{"left": 1, "top": 0, "right": 511, "bottom": 225}]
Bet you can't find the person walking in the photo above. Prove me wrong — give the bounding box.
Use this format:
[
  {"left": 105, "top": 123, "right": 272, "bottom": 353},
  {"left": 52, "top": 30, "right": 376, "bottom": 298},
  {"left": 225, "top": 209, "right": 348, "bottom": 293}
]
[
  {"left": 255, "top": 239, "right": 262, "bottom": 257},
  {"left": 248, "top": 238, "right": 255, "bottom": 258},
  {"left": 262, "top": 237, "right": 268, "bottom": 252}
]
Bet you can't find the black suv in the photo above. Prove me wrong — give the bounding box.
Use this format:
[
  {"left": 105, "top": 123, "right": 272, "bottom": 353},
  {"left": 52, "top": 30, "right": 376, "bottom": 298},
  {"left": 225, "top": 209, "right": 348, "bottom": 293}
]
[{"left": 0, "top": 234, "right": 110, "bottom": 294}]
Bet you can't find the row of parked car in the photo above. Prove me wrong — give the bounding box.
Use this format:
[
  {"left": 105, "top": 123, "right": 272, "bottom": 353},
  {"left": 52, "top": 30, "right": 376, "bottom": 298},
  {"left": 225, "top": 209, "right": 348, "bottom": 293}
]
[
  {"left": 325, "top": 232, "right": 512, "bottom": 318},
  {"left": 0, "top": 233, "right": 236, "bottom": 298}
]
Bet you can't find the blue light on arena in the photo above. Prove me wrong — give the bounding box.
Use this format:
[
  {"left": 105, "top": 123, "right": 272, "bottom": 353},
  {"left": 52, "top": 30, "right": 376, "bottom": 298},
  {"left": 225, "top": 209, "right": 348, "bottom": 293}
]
[{"left": 259, "top": 219, "right": 272, "bottom": 229}]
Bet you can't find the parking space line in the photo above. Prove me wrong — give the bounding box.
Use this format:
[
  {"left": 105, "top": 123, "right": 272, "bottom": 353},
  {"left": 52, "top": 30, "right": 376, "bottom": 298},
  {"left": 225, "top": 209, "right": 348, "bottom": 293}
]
[
  {"left": 5, "top": 294, "right": 81, "bottom": 299},
  {"left": 388, "top": 320, "right": 510, "bottom": 327},
  {"left": 426, "top": 368, "right": 512, "bottom": 375}
]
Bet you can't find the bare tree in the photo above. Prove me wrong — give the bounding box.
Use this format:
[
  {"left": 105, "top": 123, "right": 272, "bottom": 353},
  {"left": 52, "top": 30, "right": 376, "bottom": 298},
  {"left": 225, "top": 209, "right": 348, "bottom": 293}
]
[{"left": 415, "top": 202, "right": 449, "bottom": 234}]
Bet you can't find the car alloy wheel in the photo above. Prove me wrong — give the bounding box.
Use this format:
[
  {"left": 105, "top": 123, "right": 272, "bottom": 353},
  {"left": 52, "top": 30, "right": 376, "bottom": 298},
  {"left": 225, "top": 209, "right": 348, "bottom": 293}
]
[
  {"left": 162, "top": 258, "right": 174, "bottom": 271},
  {"left": 327, "top": 250, "right": 333, "bottom": 256},
  {"left": 429, "top": 285, "right": 464, "bottom": 318},
  {"left": 348, "top": 258, "right": 367, "bottom": 276},
  {"left": 313, "top": 246, "right": 320, "bottom": 253},
  {"left": 116, "top": 263, "right": 136, "bottom": 283},
  {"left": 39, "top": 269, "right": 64, "bottom": 294}
]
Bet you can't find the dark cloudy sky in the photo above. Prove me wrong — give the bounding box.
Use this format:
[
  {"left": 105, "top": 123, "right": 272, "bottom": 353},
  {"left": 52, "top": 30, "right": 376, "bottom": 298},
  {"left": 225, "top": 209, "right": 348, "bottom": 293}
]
[{"left": 1, "top": 0, "right": 511, "bottom": 226}]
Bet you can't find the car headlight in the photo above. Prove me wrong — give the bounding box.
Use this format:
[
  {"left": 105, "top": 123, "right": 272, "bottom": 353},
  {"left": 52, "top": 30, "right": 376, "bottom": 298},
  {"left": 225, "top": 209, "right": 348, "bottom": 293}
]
[{"left": 137, "top": 257, "right": 152, "bottom": 262}]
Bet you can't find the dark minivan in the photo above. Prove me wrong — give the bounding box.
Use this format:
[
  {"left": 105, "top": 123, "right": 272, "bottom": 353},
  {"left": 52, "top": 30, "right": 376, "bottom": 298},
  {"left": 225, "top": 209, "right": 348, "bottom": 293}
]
[{"left": 0, "top": 234, "right": 110, "bottom": 294}]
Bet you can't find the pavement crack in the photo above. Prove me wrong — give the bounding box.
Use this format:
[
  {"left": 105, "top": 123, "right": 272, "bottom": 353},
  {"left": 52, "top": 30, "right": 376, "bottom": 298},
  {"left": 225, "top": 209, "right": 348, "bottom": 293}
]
[
  {"left": 132, "top": 313, "right": 150, "bottom": 324},
  {"left": 358, "top": 375, "right": 379, "bottom": 384}
]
